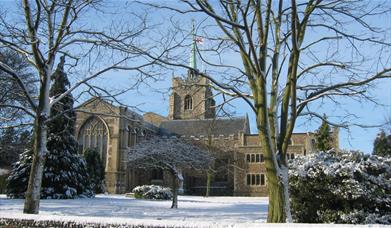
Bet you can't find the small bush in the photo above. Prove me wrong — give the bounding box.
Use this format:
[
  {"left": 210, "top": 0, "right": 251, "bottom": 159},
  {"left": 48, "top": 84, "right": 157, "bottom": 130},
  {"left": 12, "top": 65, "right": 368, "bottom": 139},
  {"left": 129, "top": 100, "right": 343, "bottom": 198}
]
[
  {"left": 132, "top": 185, "right": 172, "bottom": 200},
  {"left": 289, "top": 150, "right": 391, "bottom": 224}
]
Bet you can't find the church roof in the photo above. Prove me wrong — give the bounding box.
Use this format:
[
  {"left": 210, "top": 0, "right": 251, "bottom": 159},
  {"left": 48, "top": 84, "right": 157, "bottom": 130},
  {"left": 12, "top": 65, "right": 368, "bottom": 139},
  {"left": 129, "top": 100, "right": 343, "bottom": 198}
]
[{"left": 159, "top": 117, "right": 249, "bottom": 137}]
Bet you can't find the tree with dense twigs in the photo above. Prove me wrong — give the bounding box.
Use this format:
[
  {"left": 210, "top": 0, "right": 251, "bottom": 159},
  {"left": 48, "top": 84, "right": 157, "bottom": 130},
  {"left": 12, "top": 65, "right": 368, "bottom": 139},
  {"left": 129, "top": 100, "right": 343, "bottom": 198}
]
[
  {"left": 135, "top": 0, "right": 391, "bottom": 222},
  {"left": 0, "top": 0, "right": 160, "bottom": 213},
  {"left": 128, "top": 136, "right": 213, "bottom": 209}
]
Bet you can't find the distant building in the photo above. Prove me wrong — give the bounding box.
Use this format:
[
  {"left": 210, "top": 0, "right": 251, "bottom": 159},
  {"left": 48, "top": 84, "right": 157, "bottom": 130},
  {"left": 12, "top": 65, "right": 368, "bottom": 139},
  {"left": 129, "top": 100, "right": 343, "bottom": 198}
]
[
  {"left": 75, "top": 27, "right": 339, "bottom": 195},
  {"left": 75, "top": 69, "right": 339, "bottom": 196}
]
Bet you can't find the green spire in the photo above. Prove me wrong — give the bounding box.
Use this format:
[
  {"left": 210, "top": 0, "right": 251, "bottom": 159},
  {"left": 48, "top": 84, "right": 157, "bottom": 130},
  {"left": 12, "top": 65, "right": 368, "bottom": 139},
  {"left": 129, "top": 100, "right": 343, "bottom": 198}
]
[{"left": 189, "top": 19, "right": 196, "bottom": 70}]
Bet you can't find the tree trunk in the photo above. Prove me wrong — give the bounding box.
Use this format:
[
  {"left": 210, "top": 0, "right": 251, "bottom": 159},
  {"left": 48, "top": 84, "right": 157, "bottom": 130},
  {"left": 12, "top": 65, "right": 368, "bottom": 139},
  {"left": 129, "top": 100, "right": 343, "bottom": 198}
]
[
  {"left": 171, "top": 172, "right": 178, "bottom": 209},
  {"left": 205, "top": 168, "right": 212, "bottom": 197},
  {"left": 23, "top": 115, "right": 47, "bottom": 214},
  {"left": 266, "top": 168, "right": 285, "bottom": 222},
  {"left": 261, "top": 135, "right": 292, "bottom": 222},
  {"left": 257, "top": 108, "right": 289, "bottom": 222},
  {"left": 24, "top": 68, "right": 51, "bottom": 214},
  {"left": 280, "top": 164, "right": 293, "bottom": 222}
]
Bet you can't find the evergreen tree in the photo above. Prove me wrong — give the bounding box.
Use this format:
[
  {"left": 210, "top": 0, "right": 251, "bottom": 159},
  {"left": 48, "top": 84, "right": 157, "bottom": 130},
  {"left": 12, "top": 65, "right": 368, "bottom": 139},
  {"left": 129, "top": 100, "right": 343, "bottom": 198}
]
[
  {"left": 84, "top": 148, "right": 105, "bottom": 193},
  {"left": 315, "top": 115, "right": 333, "bottom": 152},
  {"left": 373, "top": 130, "right": 391, "bottom": 157},
  {"left": 0, "top": 128, "right": 17, "bottom": 146},
  {"left": 0, "top": 128, "right": 32, "bottom": 167},
  {"left": 18, "top": 130, "right": 32, "bottom": 147},
  {"left": 6, "top": 149, "right": 33, "bottom": 198},
  {"left": 0, "top": 128, "right": 17, "bottom": 167},
  {"left": 7, "top": 57, "right": 93, "bottom": 199}
]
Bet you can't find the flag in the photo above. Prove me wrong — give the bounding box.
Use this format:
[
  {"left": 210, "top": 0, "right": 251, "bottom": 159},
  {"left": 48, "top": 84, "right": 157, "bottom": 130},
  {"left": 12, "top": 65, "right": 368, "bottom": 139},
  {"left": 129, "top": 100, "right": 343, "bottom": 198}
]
[{"left": 195, "top": 36, "right": 204, "bottom": 45}]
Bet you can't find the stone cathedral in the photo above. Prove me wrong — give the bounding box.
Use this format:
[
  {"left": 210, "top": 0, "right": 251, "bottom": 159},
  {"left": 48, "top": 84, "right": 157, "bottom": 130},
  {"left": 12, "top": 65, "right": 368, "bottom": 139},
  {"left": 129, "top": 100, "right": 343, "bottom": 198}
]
[{"left": 75, "top": 32, "right": 339, "bottom": 196}]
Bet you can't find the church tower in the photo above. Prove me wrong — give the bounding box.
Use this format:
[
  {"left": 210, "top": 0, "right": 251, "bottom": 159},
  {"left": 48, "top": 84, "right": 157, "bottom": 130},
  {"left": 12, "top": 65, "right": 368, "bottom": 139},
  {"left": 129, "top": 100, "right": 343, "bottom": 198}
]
[{"left": 168, "top": 21, "right": 216, "bottom": 120}]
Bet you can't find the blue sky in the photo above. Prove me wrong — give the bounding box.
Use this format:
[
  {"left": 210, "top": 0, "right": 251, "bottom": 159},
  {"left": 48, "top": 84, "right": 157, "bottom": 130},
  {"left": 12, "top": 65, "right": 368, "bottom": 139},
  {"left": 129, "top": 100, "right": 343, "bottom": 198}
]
[
  {"left": 108, "top": 1, "right": 390, "bottom": 154},
  {"left": 94, "top": 1, "right": 390, "bottom": 154},
  {"left": 3, "top": 1, "right": 391, "bottom": 153}
]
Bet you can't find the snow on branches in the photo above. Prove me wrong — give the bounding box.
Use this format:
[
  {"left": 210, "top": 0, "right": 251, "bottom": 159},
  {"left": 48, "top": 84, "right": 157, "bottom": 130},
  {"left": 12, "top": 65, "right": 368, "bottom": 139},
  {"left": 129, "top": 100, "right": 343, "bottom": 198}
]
[
  {"left": 128, "top": 136, "right": 213, "bottom": 208},
  {"left": 128, "top": 136, "right": 213, "bottom": 173}
]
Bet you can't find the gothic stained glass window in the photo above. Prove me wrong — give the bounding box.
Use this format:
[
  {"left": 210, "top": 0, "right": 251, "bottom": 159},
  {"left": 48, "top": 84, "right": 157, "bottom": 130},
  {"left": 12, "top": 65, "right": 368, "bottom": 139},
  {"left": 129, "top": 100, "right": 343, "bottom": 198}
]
[{"left": 78, "top": 117, "right": 108, "bottom": 169}]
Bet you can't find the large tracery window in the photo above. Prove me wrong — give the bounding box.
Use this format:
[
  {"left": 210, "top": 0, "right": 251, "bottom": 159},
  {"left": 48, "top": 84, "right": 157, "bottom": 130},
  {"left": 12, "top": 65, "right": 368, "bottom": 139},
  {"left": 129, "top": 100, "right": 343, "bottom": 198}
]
[
  {"left": 78, "top": 117, "right": 108, "bottom": 168},
  {"left": 184, "top": 95, "right": 192, "bottom": 110}
]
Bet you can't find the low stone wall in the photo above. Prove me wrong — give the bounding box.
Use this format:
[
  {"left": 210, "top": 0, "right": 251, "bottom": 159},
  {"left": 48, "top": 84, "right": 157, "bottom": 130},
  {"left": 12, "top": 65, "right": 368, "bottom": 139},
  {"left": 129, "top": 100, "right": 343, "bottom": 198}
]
[
  {"left": 1, "top": 218, "right": 105, "bottom": 228},
  {"left": 1, "top": 217, "right": 389, "bottom": 228},
  {"left": 0, "top": 218, "right": 181, "bottom": 228}
]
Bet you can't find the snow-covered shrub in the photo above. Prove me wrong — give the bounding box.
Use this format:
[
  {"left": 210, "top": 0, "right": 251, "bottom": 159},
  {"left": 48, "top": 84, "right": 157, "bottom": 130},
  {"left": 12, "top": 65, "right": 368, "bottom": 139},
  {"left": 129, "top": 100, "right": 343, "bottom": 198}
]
[
  {"left": 289, "top": 150, "right": 391, "bottom": 224},
  {"left": 132, "top": 185, "right": 172, "bottom": 200}
]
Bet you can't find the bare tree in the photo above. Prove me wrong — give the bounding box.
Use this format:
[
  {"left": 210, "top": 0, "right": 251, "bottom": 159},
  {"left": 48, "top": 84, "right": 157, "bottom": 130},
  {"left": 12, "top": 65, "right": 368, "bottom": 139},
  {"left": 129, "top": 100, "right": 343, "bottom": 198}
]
[
  {"left": 136, "top": 0, "right": 391, "bottom": 222},
  {"left": 0, "top": 0, "right": 160, "bottom": 214},
  {"left": 0, "top": 50, "right": 36, "bottom": 129},
  {"left": 128, "top": 136, "right": 213, "bottom": 209}
]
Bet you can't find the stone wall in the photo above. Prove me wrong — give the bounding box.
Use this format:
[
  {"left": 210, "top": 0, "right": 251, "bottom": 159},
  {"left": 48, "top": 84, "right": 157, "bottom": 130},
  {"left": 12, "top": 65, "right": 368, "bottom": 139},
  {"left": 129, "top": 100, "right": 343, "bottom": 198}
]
[
  {"left": 232, "top": 133, "right": 316, "bottom": 196},
  {"left": 76, "top": 98, "right": 158, "bottom": 194},
  {"left": 75, "top": 98, "right": 122, "bottom": 193},
  {"left": 76, "top": 98, "right": 338, "bottom": 196},
  {"left": 168, "top": 77, "right": 215, "bottom": 120}
]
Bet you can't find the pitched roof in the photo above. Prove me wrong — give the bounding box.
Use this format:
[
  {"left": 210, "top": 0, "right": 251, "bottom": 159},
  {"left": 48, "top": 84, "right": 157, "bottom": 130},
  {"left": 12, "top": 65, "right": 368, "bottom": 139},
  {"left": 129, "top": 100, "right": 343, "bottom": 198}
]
[
  {"left": 75, "top": 96, "right": 116, "bottom": 110},
  {"left": 159, "top": 117, "right": 249, "bottom": 137}
]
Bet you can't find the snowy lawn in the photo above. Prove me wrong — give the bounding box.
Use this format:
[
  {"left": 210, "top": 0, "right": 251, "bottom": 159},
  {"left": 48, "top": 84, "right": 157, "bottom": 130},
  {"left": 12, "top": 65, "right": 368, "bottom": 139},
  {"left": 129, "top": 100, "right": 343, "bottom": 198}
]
[
  {"left": 0, "top": 195, "right": 388, "bottom": 227},
  {"left": 0, "top": 194, "right": 267, "bottom": 227}
]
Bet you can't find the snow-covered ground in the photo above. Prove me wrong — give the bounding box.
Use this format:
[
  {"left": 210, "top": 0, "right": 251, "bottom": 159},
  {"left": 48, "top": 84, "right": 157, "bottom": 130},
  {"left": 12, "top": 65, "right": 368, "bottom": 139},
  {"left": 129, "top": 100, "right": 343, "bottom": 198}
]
[
  {"left": 0, "top": 194, "right": 268, "bottom": 227},
  {"left": 0, "top": 195, "right": 388, "bottom": 227}
]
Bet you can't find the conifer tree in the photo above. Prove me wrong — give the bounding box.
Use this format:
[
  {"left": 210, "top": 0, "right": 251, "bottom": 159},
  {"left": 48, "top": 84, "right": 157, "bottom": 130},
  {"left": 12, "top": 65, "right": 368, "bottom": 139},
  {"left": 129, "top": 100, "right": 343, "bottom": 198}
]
[
  {"left": 0, "top": 128, "right": 32, "bottom": 168},
  {"left": 7, "top": 57, "right": 93, "bottom": 199},
  {"left": 6, "top": 149, "right": 33, "bottom": 198},
  {"left": 0, "top": 128, "right": 17, "bottom": 167},
  {"left": 315, "top": 115, "right": 333, "bottom": 152},
  {"left": 0, "top": 128, "right": 17, "bottom": 146},
  {"left": 373, "top": 130, "right": 391, "bottom": 157},
  {"left": 84, "top": 148, "right": 105, "bottom": 194}
]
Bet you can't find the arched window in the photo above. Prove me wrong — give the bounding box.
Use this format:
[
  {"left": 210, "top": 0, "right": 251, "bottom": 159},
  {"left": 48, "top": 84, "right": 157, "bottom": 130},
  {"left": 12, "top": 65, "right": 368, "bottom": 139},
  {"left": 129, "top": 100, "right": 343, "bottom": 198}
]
[
  {"left": 184, "top": 95, "right": 192, "bottom": 110},
  {"left": 78, "top": 117, "right": 108, "bottom": 168}
]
